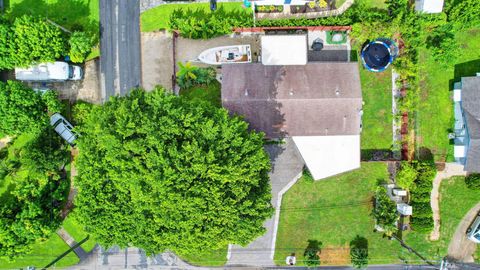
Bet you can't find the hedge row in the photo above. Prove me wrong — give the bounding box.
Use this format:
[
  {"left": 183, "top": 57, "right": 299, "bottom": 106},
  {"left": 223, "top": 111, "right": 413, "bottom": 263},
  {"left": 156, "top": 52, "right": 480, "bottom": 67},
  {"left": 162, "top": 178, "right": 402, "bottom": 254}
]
[{"left": 408, "top": 162, "right": 436, "bottom": 233}]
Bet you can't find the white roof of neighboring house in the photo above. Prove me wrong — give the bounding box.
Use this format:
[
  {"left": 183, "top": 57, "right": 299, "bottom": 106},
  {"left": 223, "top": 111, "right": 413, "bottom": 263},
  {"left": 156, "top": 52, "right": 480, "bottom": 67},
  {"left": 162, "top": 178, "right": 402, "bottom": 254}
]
[
  {"left": 415, "top": 0, "right": 444, "bottom": 13},
  {"left": 292, "top": 135, "right": 360, "bottom": 180},
  {"left": 261, "top": 35, "right": 308, "bottom": 66},
  {"left": 15, "top": 61, "right": 69, "bottom": 81}
]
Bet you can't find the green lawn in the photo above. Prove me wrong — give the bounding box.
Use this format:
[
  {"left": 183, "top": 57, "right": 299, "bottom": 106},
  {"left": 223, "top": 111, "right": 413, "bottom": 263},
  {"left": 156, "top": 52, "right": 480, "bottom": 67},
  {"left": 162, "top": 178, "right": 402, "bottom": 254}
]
[
  {"left": 180, "top": 81, "right": 221, "bottom": 108},
  {"left": 0, "top": 233, "right": 80, "bottom": 269},
  {"left": 62, "top": 215, "right": 97, "bottom": 253},
  {"left": 360, "top": 64, "right": 393, "bottom": 152},
  {"left": 177, "top": 247, "right": 228, "bottom": 267},
  {"left": 274, "top": 164, "right": 480, "bottom": 266},
  {"left": 274, "top": 163, "right": 411, "bottom": 266},
  {"left": 6, "top": 0, "right": 99, "bottom": 33},
  {"left": 417, "top": 27, "right": 480, "bottom": 162},
  {"left": 141, "top": 2, "right": 246, "bottom": 32},
  {"left": 402, "top": 176, "right": 480, "bottom": 261}
]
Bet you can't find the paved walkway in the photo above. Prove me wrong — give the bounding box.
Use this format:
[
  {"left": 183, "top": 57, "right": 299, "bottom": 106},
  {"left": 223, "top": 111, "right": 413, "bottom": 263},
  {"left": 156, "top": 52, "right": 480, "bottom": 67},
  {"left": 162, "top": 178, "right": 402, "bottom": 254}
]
[
  {"left": 227, "top": 138, "right": 304, "bottom": 266},
  {"left": 57, "top": 227, "right": 89, "bottom": 261},
  {"left": 447, "top": 202, "right": 480, "bottom": 262},
  {"left": 429, "top": 163, "right": 467, "bottom": 241}
]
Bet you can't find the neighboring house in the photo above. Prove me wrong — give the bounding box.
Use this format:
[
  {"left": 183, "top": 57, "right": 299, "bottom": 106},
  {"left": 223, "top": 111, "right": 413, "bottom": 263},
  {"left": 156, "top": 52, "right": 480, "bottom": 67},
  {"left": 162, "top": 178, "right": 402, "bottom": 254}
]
[
  {"left": 415, "top": 0, "right": 444, "bottom": 13},
  {"left": 453, "top": 73, "right": 480, "bottom": 172},
  {"left": 221, "top": 35, "right": 363, "bottom": 180}
]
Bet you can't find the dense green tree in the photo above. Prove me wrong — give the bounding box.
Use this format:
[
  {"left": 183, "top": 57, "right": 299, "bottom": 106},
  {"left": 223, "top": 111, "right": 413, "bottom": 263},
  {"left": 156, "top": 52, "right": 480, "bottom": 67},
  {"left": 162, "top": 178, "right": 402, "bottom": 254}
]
[
  {"left": 0, "top": 19, "right": 15, "bottom": 70},
  {"left": 11, "top": 15, "right": 66, "bottom": 67},
  {"left": 68, "top": 31, "right": 92, "bottom": 63},
  {"left": 385, "top": 0, "right": 408, "bottom": 17},
  {"left": 0, "top": 130, "right": 69, "bottom": 259},
  {"left": 0, "top": 81, "right": 57, "bottom": 136},
  {"left": 74, "top": 88, "right": 273, "bottom": 254},
  {"left": 350, "top": 235, "right": 368, "bottom": 269}
]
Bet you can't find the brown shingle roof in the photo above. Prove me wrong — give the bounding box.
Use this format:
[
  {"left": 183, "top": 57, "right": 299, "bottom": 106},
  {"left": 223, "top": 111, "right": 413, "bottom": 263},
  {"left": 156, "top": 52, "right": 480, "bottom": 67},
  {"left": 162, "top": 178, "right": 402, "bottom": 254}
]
[{"left": 221, "top": 62, "right": 363, "bottom": 138}]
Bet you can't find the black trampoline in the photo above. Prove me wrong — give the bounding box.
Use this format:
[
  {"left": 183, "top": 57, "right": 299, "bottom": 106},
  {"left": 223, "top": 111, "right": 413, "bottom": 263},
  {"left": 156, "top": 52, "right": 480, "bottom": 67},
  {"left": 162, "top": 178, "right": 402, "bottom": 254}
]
[{"left": 361, "top": 39, "right": 397, "bottom": 72}]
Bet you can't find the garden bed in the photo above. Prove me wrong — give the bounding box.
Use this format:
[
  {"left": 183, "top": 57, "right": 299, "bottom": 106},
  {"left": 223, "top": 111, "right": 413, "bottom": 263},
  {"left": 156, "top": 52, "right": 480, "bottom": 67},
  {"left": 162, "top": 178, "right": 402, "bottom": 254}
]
[{"left": 256, "top": 5, "right": 284, "bottom": 13}]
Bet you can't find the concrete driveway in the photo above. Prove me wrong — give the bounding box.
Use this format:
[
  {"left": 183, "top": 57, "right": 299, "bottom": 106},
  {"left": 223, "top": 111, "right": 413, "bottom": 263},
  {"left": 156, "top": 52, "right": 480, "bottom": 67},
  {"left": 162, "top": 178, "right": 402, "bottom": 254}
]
[
  {"left": 227, "top": 138, "right": 304, "bottom": 267},
  {"left": 447, "top": 202, "right": 480, "bottom": 262}
]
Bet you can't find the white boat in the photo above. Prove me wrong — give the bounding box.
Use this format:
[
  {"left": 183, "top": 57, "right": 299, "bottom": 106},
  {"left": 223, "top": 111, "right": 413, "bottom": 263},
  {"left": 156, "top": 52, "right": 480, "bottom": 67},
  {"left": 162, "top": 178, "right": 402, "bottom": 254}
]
[{"left": 198, "top": 45, "right": 252, "bottom": 65}]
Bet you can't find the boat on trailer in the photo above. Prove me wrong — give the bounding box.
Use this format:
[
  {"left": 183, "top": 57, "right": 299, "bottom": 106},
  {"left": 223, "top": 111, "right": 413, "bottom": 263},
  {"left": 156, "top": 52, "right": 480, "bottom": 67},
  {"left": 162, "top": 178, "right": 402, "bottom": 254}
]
[{"left": 198, "top": 45, "right": 252, "bottom": 65}]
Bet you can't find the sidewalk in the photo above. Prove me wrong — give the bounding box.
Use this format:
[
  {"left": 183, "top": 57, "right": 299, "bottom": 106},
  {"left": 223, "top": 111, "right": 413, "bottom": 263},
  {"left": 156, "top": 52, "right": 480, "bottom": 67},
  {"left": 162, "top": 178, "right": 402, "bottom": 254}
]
[{"left": 57, "top": 227, "right": 89, "bottom": 261}]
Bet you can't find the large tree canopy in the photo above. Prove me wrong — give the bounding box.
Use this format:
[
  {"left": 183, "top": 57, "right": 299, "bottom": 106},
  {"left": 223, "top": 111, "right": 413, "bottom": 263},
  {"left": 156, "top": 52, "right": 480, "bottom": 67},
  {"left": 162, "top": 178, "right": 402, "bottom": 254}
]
[
  {"left": 0, "top": 81, "right": 61, "bottom": 136},
  {"left": 74, "top": 88, "right": 273, "bottom": 254},
  {"left": 0, "top": 130, "right": 70, "bottom": 259}
]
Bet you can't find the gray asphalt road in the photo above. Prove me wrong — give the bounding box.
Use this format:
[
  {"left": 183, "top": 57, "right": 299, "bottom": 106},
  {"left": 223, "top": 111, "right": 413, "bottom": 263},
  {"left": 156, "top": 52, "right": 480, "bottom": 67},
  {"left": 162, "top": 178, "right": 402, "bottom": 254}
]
[{"left": 100, "top": 0, "right": 141, "bottom": 102}]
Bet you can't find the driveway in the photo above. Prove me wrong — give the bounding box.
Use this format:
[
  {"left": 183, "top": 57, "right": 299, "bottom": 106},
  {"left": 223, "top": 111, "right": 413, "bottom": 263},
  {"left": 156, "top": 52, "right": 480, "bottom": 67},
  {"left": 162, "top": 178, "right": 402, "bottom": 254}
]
[
  {"left": 227, "top": 138, "right": 304, "bottom": 267},
  {"left": 141, "top": 31, "right": 174, "bottom": 91},
  {"left": 447, "top": 202, "right": 480, "bottom": 262}
]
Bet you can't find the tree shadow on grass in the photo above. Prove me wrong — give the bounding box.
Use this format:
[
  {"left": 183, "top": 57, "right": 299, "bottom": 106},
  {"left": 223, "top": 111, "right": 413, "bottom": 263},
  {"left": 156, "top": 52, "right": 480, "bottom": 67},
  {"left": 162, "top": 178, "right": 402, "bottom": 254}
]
[
  {"left": 449, "top": 59, "right": 480, "bottom": 90},
  {"left": 349, "top": 235, "right": 368, "bottom": 269},
  {"left": 5, "top": 0, "right": 98, "bottom": 38},
  {"left": 304, "top": 239, "right": 322, "bottom": 266}
]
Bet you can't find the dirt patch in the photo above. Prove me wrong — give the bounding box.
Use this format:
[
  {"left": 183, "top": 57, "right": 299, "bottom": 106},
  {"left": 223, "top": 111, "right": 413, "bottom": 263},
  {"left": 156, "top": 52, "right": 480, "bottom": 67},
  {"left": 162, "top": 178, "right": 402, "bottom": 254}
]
[
  {"left": 319, "top": 246, "right": 350, "bottom": 265},
  {"left": 141, "top": 31, "right": 174, "bottom": 91}
]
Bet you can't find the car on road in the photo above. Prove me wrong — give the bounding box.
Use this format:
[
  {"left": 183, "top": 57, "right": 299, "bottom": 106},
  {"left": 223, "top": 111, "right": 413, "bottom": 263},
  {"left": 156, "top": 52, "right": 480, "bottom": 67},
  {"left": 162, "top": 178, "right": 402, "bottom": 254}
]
[
  {"left": 467, "top": 212, "right": 480, "bottom": 243},
  {"left": 50, "top": 113, "right": 77, "bottom": 145},
  {"left": 15, "top": 61, "right": 83, "bottom": 81}
]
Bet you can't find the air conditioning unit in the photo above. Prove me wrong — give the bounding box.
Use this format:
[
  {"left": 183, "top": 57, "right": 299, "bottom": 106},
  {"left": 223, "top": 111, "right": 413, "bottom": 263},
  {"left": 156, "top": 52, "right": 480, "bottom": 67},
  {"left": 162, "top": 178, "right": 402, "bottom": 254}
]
[
  {"left": 397, "top": 203, "right": 412, "bottom": 216},
  {"left": 393, "top": 189, "right": 407, "bottom": 196}
]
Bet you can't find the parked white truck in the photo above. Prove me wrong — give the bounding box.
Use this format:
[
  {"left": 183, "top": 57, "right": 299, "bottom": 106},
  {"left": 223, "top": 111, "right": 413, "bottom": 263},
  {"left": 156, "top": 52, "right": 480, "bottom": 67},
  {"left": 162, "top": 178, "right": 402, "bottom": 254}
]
[{"left": 15, "top": 61, "right": 82, "bottom": 81}]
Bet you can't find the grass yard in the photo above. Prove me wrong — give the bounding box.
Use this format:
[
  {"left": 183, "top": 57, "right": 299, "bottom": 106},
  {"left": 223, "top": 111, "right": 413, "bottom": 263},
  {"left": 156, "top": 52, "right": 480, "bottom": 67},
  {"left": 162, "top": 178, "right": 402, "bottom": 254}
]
[
  {"left": 62, "top": 215, "right": 97, "bottom": 253},
  {"left": 0, "top": 232, "right": 79, "bottom": 269},
  {"left": 5, "top": 0, "right": 99, "bottom": 33},
  {"left": 177, "top": 247, "right": 228, "bottom": 267},
  {"left": 402, "top": 176, "right": 480, "bottom": 261},
  {"left": 416, "top": 27, "right": 480, "bottom": 162},
  {"left": 359, "top": 64, "right": 393, "bottom": 153},
  {"left": 141, "top": 2, "right": 246, "bottom": 32},
  {"left": 274, "top": 163, "right": 412, "bottom": 266},
  {"left": 180, "top": 82, "right": 221, "bottom": 108}
]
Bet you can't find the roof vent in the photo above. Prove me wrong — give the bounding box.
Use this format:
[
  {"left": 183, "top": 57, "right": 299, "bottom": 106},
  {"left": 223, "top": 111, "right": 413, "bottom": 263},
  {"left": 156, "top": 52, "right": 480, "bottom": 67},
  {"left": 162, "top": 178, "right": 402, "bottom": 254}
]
[
  {"left": 325, "top": 128, "right": 328, "bottom": 135},
  {"left": 244, "top": 89, "right": 249, "bottom": 96},
  {"left": 335, "top": 89, "right": 340, "bottom": 96},
  {"left": 289, "top": 89, "right": 294, "bottom": 96}
]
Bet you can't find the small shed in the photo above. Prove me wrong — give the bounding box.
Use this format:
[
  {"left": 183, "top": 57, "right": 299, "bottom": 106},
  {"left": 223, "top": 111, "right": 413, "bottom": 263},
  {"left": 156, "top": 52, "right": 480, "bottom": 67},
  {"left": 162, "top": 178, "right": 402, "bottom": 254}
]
[
  {"left": 261, "top": 35, "right": 308, "bottom": 66},
  {"left": 415, "top": 0, "right": 444, "bottom": 13}
]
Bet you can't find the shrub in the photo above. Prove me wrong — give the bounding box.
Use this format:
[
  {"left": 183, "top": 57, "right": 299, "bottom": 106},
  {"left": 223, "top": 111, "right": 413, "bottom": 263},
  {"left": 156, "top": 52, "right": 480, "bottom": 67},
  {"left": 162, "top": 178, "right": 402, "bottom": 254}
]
[
  {"left": 396, "top": 162, "right": 417, "bottom": 190},
  {"left": 176, "top": 62, "right": 216, "bottom": 89},
  {"left": 68, "top": 31, "right": 93, "bottom": 63},
  {"left": 409, "top": 161, "right": 436, "bottom": 233},
  {"left": 169, "top": 6, "right": 252, "bottom": 39},
  {"left": 372, "top": 186, "right": 398, "bottom": 234},
  {"left": 304, "top": 240, "right": 321, "bottom": 266},
  {"left": 465, "top": 174, "right": 480, "bottom": 190}
]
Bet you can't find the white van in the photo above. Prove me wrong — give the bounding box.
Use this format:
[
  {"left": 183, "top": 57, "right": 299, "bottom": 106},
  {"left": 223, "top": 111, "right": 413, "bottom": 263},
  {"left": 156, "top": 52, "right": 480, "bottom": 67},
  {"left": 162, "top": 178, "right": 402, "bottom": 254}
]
[{"left": 15, "top": 62, "right": 82, "bottom": 81}]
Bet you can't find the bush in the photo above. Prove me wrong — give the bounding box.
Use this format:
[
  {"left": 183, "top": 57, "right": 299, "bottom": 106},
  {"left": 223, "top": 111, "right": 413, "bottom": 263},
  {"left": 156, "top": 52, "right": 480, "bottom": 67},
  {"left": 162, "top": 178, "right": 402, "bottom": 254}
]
[
  {"left": 465, "top": 174, "right": 480, "bottom": 190},
  {"left": 68, "top": 31, "right": 93, "bottom": 63},
  {"left": 372, "top": 186, "right": 398, "bottom": 234},
  {"left": 409, "top": 161, "right": 436, "bottom": 233},
  {"left": 176, "top": 62, "right": 216, "bottom": 89},
  {"left": 169, "top": 6, "right": 252, "bottom": 39},
  {"left": 395, "top": 162, "right": 417, "bottom": 190}
]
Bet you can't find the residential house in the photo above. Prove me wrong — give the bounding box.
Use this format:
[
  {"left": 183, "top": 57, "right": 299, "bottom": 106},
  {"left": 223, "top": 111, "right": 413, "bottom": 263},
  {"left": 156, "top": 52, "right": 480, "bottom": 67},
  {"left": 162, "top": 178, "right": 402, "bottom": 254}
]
[
  {"left": 453, "top": 73, "right": 480, "bottom": 172},
  {"left": 221, "top": 34, "right": 363, "bottom": 180}
]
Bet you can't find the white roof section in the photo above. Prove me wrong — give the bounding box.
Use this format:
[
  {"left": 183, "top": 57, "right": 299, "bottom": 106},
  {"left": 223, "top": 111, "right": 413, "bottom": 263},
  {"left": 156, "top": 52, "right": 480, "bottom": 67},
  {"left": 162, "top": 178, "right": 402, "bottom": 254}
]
[
  {"left": 397, "top": 203, "right": 413, "bottom": 216},
  {"left": 292, "top": 135, "right": 360, "bottom": 180},
  {"left": 15, "top": 61, "right": 69, "bottom": 81},
  {"left": 415, "top": 0, "right": 444, "bottom": 13},
  {"left": 454, "top": 145, "right": 466, "bottom": 158},
  {"left": 453, "top": 89, "right": 462, "bottom": 102},
  {"left": 261, "top": 35, "right": 308, "bottom": 66}
]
